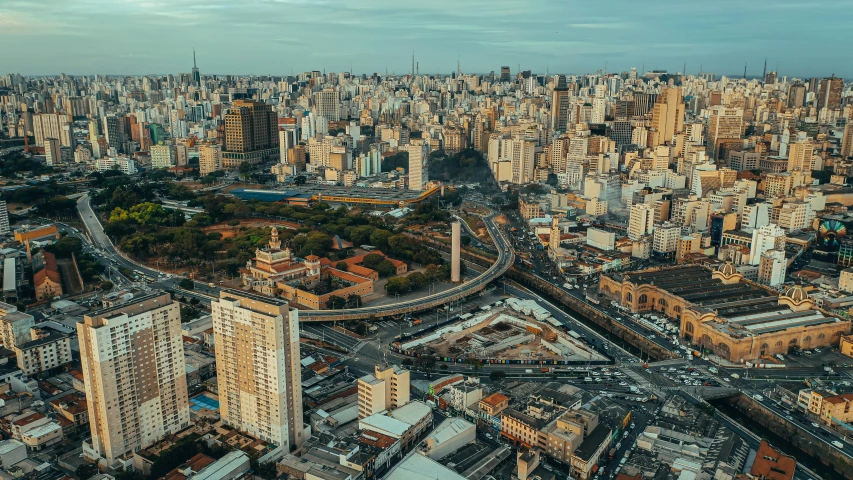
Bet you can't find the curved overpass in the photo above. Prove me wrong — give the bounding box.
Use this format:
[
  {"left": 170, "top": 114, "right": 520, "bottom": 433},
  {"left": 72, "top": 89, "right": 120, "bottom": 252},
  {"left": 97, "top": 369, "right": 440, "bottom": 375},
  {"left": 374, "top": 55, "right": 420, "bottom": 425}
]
[
  {"left": 299, "top": 213, "right": 514, "bottom": 321},
  {"left": 77, "top": 192, "right": 514, "bottom": 322}
]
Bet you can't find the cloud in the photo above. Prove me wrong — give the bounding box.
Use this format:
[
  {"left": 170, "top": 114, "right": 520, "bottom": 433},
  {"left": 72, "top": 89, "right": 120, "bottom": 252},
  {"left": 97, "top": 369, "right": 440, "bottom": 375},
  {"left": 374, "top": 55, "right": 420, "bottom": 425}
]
[{"left": 0, "top": 0, "right": 851, "bottom": 76}]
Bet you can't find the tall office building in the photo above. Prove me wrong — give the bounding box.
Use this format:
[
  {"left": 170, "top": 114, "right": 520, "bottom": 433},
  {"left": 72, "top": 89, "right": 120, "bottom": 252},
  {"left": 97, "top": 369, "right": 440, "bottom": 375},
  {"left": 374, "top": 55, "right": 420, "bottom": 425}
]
[
  {"left": 818, "top": 76, "right": 843, "bottom": 111},
  {"left": 0, "top": 200, "right": 9, "bottom": 235},
  {"left": 313, "top": 88, "right": 341, "bottom": 122},
  {"left": 406, "top": 138, "right": 428, "bottom": 191},
  {"left": 787, "top": 83, "right": 806, "bottom": 108},
  {"left": 211, "top": 290, "right": 304, "bottom": 452},
  {"left": 786, "top": 142, "right": 815, "bottom": 172},
  {"left": 707, "top": 106, "right": 743, "bottom": 160},
  {"left": 223, "top": 100, "right": 279, "bottom": 168},
  {"left": 650, "top": 87, "right": 684, "bottom": 146},
  {"left": 500, "top": 66, "right": 511, "bottom": 82},
  {"left": 357, "top": 364, "right": 410, "bottom": 419},
  {"left": 103, "top": 115, "right": 124, "bottom": 152},
  {"left": 198, "top": 143, "right": 222, "bottom": 176},
  {"left": 551, "top": 75, "right": 570, "bottom": 133},
  {"left": 841, "top": 124, "right": 853, "bottom": 159},
  {"left": 191, "top": 49, "right": 201, "bottom": 87},
  {"left": 150, "top": 144, "right": 175, "bottom": 169},
  {"left": 78, "top": 293, "right": 190, "bottom": 466}
]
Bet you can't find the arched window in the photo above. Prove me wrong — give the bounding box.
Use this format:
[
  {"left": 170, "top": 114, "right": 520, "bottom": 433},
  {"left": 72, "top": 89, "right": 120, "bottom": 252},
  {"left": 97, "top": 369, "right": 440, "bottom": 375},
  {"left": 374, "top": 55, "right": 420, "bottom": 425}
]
[
  {"left": 760, "top": 343, "right": 769, "bottom": 354},
  {"left": 717, "top": 343, "right": 731, "bottom": 359},
  {"left": 685, "top": 322, "right": 694, "bottom": 334},
  {"left": 658, "top": 298, "right": 668, "bottom": 307},
  {"left": 789, "top": 338, "right": 798, "bottom": 345},
  {"left": 638, "top": 294, "right": 648, "bottom": 304},
  {"left": 775, "top": 341, "right": 783, "bottom": 346},
  {"left": 803, "top": 336, "right": 811, "bottom": 343},
  {"left": 818, "top": 333, "right": 826, "bottom": 339},
  {"left": 835, "top": 331, "right": 844, "bottom": 337},
  {"left": 673, "top": 305, "right": 682, "bottom": 313},
  {"left": 626, "top": 292, "right": 633, "bottom": 303}
]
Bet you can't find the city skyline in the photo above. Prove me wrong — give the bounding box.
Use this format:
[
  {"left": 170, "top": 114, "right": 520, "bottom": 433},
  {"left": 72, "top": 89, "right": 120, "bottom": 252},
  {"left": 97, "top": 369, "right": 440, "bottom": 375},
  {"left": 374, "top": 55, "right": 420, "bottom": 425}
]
[{"left": 2, "top": 0, "right": 852, "bottom": 77}]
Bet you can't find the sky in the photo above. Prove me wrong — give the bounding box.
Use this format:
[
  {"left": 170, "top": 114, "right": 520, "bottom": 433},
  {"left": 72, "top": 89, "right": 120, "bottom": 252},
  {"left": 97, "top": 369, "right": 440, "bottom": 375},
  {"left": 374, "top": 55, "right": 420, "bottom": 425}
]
[{"left": 1, "top": 0, "right": 852, "bottom": 78}]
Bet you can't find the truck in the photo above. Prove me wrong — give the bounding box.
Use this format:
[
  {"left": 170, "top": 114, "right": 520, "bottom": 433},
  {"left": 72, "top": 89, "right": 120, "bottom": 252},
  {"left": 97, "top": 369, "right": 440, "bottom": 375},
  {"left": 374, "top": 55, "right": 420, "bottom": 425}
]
[
  {"left": 608, "top": 448, "right": 616, "bottom": 460},
  {"left": 525, "top": 369, "right": 534, "bottom": 374},
  {"left": 629, "top": 385, "right": 640, "bottom": 393},
  {"left": 708, "top": 366, "right": 718, "bottom": 374},
  {"left": 730, "top": 373, "right": 740, "bottom": 380},
  {"left": 412, "top": 319, "right": 423, "bottom": 326}
]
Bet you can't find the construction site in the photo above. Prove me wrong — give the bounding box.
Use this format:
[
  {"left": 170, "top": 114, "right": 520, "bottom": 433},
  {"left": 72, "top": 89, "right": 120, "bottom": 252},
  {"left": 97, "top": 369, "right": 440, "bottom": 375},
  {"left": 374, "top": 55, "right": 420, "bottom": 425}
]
[{"left": 396, "top": 299, "right": 607, "bottom": 363}]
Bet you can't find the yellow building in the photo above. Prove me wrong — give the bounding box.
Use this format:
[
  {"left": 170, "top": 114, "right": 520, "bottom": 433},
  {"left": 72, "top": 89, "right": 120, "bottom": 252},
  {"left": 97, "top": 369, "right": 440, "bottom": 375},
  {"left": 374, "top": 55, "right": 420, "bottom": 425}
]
[
  {"left": 820, "top": 394, "right": 853, "bottom": 426},
  {"left": 841, "top": 335, "right": 853, "bottom": 358},
  {"left": 599, "top": 264, "right": 851, "bottom": 362}
]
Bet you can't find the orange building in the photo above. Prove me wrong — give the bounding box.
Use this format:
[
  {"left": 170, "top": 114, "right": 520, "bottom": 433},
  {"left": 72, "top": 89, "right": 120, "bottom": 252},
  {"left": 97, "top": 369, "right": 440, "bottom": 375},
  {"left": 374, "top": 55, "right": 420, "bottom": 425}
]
[
  {"left": 14, "top": 224, "right": 59, "bottom": 245},
  {"left": 33, "top": 251, "right": 62, "bottom": 300}
]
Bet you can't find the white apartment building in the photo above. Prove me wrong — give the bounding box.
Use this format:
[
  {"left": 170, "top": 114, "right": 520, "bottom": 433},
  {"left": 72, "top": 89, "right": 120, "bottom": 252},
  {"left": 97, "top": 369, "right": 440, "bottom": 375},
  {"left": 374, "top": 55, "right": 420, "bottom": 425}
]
[
  {"left": 78, "top": 292, "right": 190, "bottom": 467},
  {"left": 758, "top": 249, "right": 786, "bottom": 287},
  {"left": 777, "top": 202, "right": 812, "bottom": 232},
  {"left": 150, "top": 144, "right": 175, "bottom": 169},
  {"left": 653, "top": 224, "right": 681, "bottom": 255},
  {"left": 212, "top": 290, "right": 304, "bottom": 453},
  {"left": 0, "top": 201, "right": 9, "bottom": 235},
  {"left": 749, "top": 224, "right": 785, "bottom": 266},
  {"left": 358, "top": 364, "right": 411, "bottom": 419},
  {"left": 628, "top": 204, "right": 655, "bottom": 240},
  {"left": 198, "top": 144, "right": 222, "bottom": 176},
  {"left": 95, "top": 157, "right": 137, "bottom": 175}
]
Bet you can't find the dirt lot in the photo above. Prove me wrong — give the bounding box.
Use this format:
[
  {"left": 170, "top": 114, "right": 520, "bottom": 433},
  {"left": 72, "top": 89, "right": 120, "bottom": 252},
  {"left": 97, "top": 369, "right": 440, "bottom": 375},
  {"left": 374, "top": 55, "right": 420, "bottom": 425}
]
[{"left": 203, "top": 219, "right": 300, "bottom": 239}]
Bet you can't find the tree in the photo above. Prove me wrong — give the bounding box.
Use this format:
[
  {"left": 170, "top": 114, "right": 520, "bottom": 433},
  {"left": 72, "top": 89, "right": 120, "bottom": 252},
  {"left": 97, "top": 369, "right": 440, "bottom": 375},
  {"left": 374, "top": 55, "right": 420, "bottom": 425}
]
[
  {"left": 408, "top": 271, "right": 428, "bottom": 290},
  {"left": 489, "top": 370, "right": 506, "bottom": 382},
  {"left": 466, "top": 358, "right": 483, "bottom": 371},
  {"left": 293, "top": 175, "right": 307, "bottom": 185},
  {"left": 362, "top": 253, "right": 387, "bottom": 270},
  {"left": 179, "top": 278, "right": 194, "bottom": 290},
  {"left": 375, "top": 259, "right": 397, "bottom": 278},
  {"left": 415, "top": 355, "right": 436, "bottom": 372},
  {"left": 402, "top": 358, "right": 413, "bottom": 367},
  {"left": 353, "top": 321, "right": 368, "bottom": 335},
  {"left": 385, "top": 276, "right": 411, "bottom": 295},
  {"left": 76, "top": 463, "right": 99, "bottom": 480},
  {"left": 99, "top": 281, "right": 114, "bottom": 291},
  {"left": 335, "top": 261, "right": 349, "bottom": 271},
  {"left": 327, "top": 295, "right": 347, "bottom": 309}
]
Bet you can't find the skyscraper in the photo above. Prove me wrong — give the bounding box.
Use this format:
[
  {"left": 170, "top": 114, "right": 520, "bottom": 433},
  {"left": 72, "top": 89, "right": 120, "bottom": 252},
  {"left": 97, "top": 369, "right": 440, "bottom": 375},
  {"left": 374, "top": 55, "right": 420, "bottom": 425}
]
[
  {"left": 191, "top": 49, "right": 200, "bottom": 87},
  {"left": 0, "top": 199, "right": 9, "bottom": 235},
  {"left": 451, "top": 222, "right": 461, "bottom": 282},
  {"left": 787, "top": 83, "right": 806, "bottom": 108},
  {"left": 211, "top": 290, "right": 304, "bottom": 452},
  {"left": 406, "top": 138, "right": 428, "bottom": 191},
  {"left": 550, "top": 75, "right": 570, "bottom": 134},
  {"left": 707, "top": 106, "right": 743, "bottom": 160},
  {"left": 500, "top": 66, "right": 511, "bottom": 82},
  {"left": 841, "top": 123, "right": 853, "bottom": 159},
  {"left": 223, "top": 100, "right": 279, "bottom": 168},
  {"left": 78, "top": 293, "right": 190, "bottom": 466},
  {"left": 818, "top": 76, "right": 843, "bottom": 111},
  {"left": 103, "top": 115, "right": 124, "bottom": 152},
  {"left": 650, "top": 87, "right": 684, "bottom": 147},
  {"left": 313, "top": 88, "right": 341, "bottom": 122},
  {"left": 750, "top": 224, "right": 785, "bottom": 266}
]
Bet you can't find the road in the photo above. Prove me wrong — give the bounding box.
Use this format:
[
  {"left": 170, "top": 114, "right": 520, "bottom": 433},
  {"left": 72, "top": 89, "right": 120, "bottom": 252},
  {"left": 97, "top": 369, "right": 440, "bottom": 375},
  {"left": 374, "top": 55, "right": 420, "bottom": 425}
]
[{"left": 77, "top": 195, "right": 516, "bottom": 322}]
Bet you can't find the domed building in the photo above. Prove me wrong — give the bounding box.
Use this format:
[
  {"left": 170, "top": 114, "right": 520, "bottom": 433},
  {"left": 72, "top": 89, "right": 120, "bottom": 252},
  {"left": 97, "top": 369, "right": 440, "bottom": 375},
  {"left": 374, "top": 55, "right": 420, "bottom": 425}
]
[
  {"left": 712, "top": 262, "right": 742, "bottom": 284},
  {"left": 779, "top": 285, "right": 813, "bottom": 311},
  {"left": 598, "top": 265, "right": 851, "bottom": 362}
]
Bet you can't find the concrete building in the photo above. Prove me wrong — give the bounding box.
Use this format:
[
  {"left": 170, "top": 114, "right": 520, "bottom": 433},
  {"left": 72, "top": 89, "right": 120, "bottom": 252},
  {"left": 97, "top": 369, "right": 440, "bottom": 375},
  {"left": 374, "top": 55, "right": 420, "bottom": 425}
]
[
  {"left": 406, "top": 139, "right": 428, "bottom": 191},
  {"left": 198, "top": 143, "right": 222, "bottom": 176},
  {"left": 78, "top": 292, "right": 190, "bottom": 466},
  {"left": 44, "top": 138, "right": 61, "bottom": 166},
  {"left": 750, "top": 224, "right": 785, "bottom": 266},
  {"left": 150, "top": 144, "right": 175, "bottom": 169},
  {"left": 599, "top": 266, "right": 851, "bottom": 362},
  {"left": 840, "top": 268, "right": 853, "bottom": 294},
  {"left": 707, "top": 106, "right": 743, "bottom": 159},
  {"left": 211, "top": 290, "right": 304, "bottom": 453},
  {"left": 0, "top": 200, "right": 9, "bottom": 235},
  {"left": 420, "top": 417, "right": 475, "bottom": 460},
  {"left": 223, "top": 100, "right": 279, "bottom": 167},
  {"left": 313, "top": 88, "right": 341, "bottom": 122},
  {"left": 628, "top": 204, "right": 655, "bottom": 241},
  {"left": 451, "top": 222, "right": 461, "bottom": 282},
  {"left": 358, "top": 364, "right": 410, "bottom": 419},
  {"left": 757, "top": 249, "right": 786, "bottom": 287}
]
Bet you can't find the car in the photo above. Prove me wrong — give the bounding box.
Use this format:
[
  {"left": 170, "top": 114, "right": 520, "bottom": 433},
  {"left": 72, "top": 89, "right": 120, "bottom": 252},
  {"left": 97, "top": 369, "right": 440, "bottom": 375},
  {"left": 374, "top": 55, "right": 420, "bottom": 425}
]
[
  {"left": 485, "top": 433, "right": 493, "bottom": 439},
  {"left": 833, "top": 440, "right": 844, "bottom": 448},
  {"left": 812, "top": 422, "right": 820, "bottom": 428}
]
